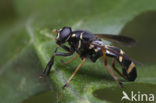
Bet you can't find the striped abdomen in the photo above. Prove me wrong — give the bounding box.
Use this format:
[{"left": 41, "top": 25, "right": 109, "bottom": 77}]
[{"left": 105, "top": 45, "right": 137, "bottom": 81}]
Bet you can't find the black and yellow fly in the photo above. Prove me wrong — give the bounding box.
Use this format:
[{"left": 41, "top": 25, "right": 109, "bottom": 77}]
[{"left": 40, "top": 27, "right": 137, "bottom": 89}]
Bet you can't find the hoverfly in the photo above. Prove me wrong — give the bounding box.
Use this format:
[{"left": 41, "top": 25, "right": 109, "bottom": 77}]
[{"left": 40, "top": 27, "right": 137, "bottom": 89}]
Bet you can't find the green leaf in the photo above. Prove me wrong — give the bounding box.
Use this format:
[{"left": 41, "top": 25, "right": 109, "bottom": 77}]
[{"left": 1, "top": 0, "right": 156, "bottom": 103}]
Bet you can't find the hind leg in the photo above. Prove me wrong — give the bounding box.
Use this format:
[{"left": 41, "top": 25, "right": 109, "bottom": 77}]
[
  {"left": 112, "top": 58, "right": 127, "bottom": 80},
  {"left": 102, "top": 48, "right": 123, "bottom": 88}
]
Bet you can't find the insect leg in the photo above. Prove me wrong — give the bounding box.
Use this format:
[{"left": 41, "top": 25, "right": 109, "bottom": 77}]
[
  {"left": 55, "top": 52, "right": 73, "bottom": 56},
  {"left": 61, "top": 54, "right": 78, "bottom": 64},
  {"left": 112, "top": 58, "right": 127, "bottom": 80},
  {"left": 60, "top": 44, "right": 77, "bottom": 64},
  {"left": 104, "top": 45, "right": 137, "bottom": 81},
  {"left": 62, "top": 58, "right": 86, "bottom": 89},
  {"left": 40, "top": 47, "right": 74, "bottom": 78},
  {"left": 60, "top": 45, "right": 73, "bottom": 52},
  {"left": 102, "top": 48, "right": 123, "bottom": 88}
]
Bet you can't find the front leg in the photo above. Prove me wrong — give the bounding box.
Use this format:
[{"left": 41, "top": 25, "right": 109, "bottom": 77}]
[
  {"left": 60, "top": 45, "right": 74, "bottom": 52},
  {"left": 40, "top": 47, "right": 74, "bottom": 78},
  {"left": 60, "top": 45, "right": 77, "bottom": 64}
]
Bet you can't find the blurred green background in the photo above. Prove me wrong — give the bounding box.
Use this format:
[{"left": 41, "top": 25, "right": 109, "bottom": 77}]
[{"left": 0, "top": 0, "right": 156, "bottom": 103}]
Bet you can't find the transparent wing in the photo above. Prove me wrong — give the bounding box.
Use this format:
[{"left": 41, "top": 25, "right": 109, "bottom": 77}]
[
  {"left": 94, "top": 34, "right": 137, "bottom": 47},
  {"left": 106, "top": 46, "right": 142, "bottom": 65}
]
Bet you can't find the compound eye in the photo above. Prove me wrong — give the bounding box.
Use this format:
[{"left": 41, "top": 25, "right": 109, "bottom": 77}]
[
  {"left": 61, "top": 29, "right": 70, "bottom": 36},
  {"left": 55, "top": 27, "right": 72, "bottom": 44},
  {"left": 60, "top": 27, "right": 71, "bottom": 39}
]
